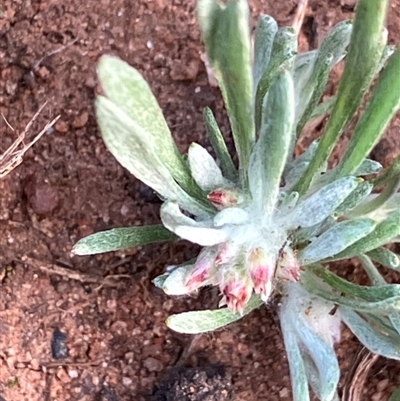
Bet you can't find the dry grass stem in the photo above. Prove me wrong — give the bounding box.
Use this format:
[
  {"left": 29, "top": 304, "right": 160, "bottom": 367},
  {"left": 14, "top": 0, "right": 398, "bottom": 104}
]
[
  {"left": 0, "top": 103, "right": 60, "bottom": 178},
  {"left": 292, "top": 0, "right": 309, "bottom": 35}
]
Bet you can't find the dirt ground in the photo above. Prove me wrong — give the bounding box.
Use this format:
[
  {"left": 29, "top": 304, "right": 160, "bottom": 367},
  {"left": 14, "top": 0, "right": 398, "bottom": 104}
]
[{"left": 1, "top": 0, "right": 400, "bottom": 400}]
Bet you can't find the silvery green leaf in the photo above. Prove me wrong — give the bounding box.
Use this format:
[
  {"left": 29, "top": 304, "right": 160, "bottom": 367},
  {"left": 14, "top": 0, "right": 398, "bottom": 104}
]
[
  {"left": 213, "top": 207, "right": 249, "bottom": 227},
  {"left": 376, "top": 45, "right": 395, "bottom": 74},
  {"left": 308, "top": 96, "right": 336, "bottom": 122},
  {"left": 329, "top": 208, "right": 400, "bottom": 260},
  {"left": 198, "top": 0, "right": 254, "bottom": 178},
  {"left": 302, "top": 266, "right": 400, "bottom": 314},
  {"left": 284, "top": 162, "right": 309, "bottom": 190},
  {"left": 152, "top": 273, "right": 169, "bottom": 289},
  {"left": 160, "top": 201, "right": 228, "bottom": 246},
  {"left": 389, "top": 313, "right": 400, "bottom": 336},
  {"left": 296, "top": 54, "right": 332, "bottom": 135},
  {"left": 250, "top": 70, "right": 295, "bottom": 216},
  {"left": 279, "top": 292, "right": 310, "bottom": 401},
  {"left": 253, "top": 15, "right": 278, "bottom": 92},
  {"left": 340, "top": 307, "right": 400, "bottom": 360},
  {"left": 294, "top": 217, "right": 336, "bottom": 244},
  {"left": 97, "top": 56, "right": 203, "bottom": 200},
  {"left": 367, "top": 247, "right": 400, "bottom": 270},
  {"left": 203, "top": 107, "right": 237, "bottom": 182},
  {"left": 96, "top": 97, "right": 210, "bottom": 217},
  {"left": 358, "top": 255, "right": 386, "bottom": 286},
  {"left": 166, "top": 295, "right": 263, "bottom": 333},
  {"left": 354, "top": 159, "right": 382, "bottom": 176},
  {"left": 299, "top": 218, "right": 377, "bottom": 265},
  {"left": 352, "top": 174, "right": 400, "bottom": 216},
  {"left": 255, "top": 27, "right": 297, "bottom": 130},
  {"left": 306, "top": 264, "right": 400, "bottom": 303},
  {"left": 373, "top": 153, "right": 400, "bottom": 188},
  {"left": 317, "top": 20, "right": 352, "bottom": 68},
  {"left": 292, "top": 51, "right": 317, "bottom": 115},
  {"left": 284, "top": 140, "right": 319, "bottom": 187},
  {"left": 335, "top": 181, "right": 373, "bottom": 216},
  {"left": 73, "top": 225, "right": 176, "bottom": 255},
  {"left": 335, "top": 46, "right": 400, "bottom": 178},
  {"left": 296, "top": 21, "right": 352, "bottom": 133},
  {"left": 283, "top": 284, "right": 339, "bottom": 401},
  {"left": 188, "top": 143, "right": 225, "bottom": 191},
  {"left": 294, "top": 1, "right": 388, "bottom": 195},
  {"left": 289, "top": 177, "right": 360, "bottom": 228}
]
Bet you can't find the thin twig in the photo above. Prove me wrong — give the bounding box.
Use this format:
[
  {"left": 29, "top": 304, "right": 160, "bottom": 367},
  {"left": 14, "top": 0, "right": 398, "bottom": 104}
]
[
  {"left": 342, "top": 347, "right": 379, "bottom": 401},
  {"left": 292, "top": 0, "right": 309, "bottom": 36},
  {"left": 33, "top": 38, "right": 78, "bottom": 71},
  {"left": 21, "top": 256, "right": 101, "bottom": 284},
  {"left": 1, "top": 103, "right": 60, "bottom": 178}
]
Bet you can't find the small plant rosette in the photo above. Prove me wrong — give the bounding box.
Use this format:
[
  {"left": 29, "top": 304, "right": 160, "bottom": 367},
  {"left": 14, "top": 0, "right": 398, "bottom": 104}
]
[{"left": 73, "top": 0, "right": 400, "bottom": 400}]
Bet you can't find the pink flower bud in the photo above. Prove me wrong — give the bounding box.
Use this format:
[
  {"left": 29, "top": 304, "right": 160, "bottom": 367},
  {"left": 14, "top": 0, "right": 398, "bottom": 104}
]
[
  {"left": 220, "top": 276, "right": 252, "bottom": 314},
  {"left": 248, "top": 247, "right": 274, "bottom": 299},
  {"left": 207, "top": 187, "right": 244, "bottom": 209},
  {"left": 277, "top": 248, "right": 301, "bottom": 282},
  {"left": 215, "top": 242, "right": 239, "bottom": 266},
  {"left": 185, "top": 247, "right": 217, "bottom": 291}
]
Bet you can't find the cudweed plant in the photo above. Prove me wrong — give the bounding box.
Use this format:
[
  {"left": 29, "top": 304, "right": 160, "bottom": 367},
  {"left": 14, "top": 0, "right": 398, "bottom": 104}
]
[{"left": 73, "top": 0, "right": 400, "bottom": 399}]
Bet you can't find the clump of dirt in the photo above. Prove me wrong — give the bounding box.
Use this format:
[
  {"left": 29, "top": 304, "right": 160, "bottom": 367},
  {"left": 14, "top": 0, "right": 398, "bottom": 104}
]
[{"left": 150, "top": 365, "right": 233, "bottom": 401}]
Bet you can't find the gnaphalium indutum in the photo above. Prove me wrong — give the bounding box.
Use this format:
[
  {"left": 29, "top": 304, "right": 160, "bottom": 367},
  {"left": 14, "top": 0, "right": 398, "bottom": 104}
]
[{"left": 73, "top": 0, "right": 400, "bottom": 399}]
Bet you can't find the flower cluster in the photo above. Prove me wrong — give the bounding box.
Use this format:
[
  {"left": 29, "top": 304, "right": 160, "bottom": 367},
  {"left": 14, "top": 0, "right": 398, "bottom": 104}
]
[{"left": 73, "top": 0, "right": 400, "bottom": 399}]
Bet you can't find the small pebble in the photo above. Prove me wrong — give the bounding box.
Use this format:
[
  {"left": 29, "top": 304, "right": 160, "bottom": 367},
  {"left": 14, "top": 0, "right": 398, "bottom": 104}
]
[
  {"left": 122, "top": 377, "right": 133, "bottom": 387},
  {"left": 143, "top": 357, "right": 163, "bottom": 372},
  {"left": 72, "top": 112, "right": 89, "bottom": 128},
  {"left": 57, "top": 368, "right": 71, "bottom": 384},
  {"left": 55, "top": 120, "right": 69, "bottom": 133},
  {"left": 68, "top": 369, "right": 79, "bottom": 379},
  {"left": 51, "top": 328, "right": 69, "bottom": 359}
]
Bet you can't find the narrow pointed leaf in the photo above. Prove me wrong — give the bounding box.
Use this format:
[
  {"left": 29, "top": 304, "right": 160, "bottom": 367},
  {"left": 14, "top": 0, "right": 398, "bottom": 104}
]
[
  {"left": 251, "top": 70, "right": 295, "bottom": 216},
  {"left": 358, "top": 255, "right": 386, "bottom": 286},
  {"left": 302, "top": 266, "right": 400, "bottom": 315},
  {"left": 305, "top": 264, "right": 400, "bottom": 303},
  {"left": 328, "top": 208, "right": 400, "bottom": 260},
  {"left": 340, "top": 307, "right": 400, "bottom": 360},
  {"left": 96, "top": 97, "right": 210, "bottom": 217},
  {"left": 203, "top": 107, "right": 237, "bottom": 182},
  {"left": 253, "top": 15, "right": 278, "bottom": 91},
  {"left": 198, "top": 0, "right": 254, "bottom": 179},
  {"left": 161, "top": 201, "right": 227, "bottom": 246},
  {"left": 280, "top": 295, "right": 310, "bottom": 401},
  {"left": 73, "top": 225, "right": 176, "bottom": 255},
  {"left": 290, "top": 177, "right": 360, "bottom": 228},
  {"left": 299, "top": 218, "right": 376, "bottom": 265},
  {"left": 335, "top": 181, "right": 373, "bottom": 215},
  {"left": 367, "top": 247, "right": 400, "bottom": 270},
  {"left": 354, "top": 159, "right": 382, "bottom": 176},
  {"left": 296, "top": 55, "right": 331, "bottom": 135},
  {"left": 97, "top": 56, "right": 203, "bottom": 200},
  {"left": 308, "top": 96, "right": 336, "bottom": 122},
  {"left": 352, "top": 174, "right": 400, "bottom": 216},
  {"left": 297, "top": 20, "right": 352, "bottom": 134},
  {"left": 336, "top": 47, "right": 400, "bottom": 177},
  {"left": 295, "top": 0, "right": 389, "bottom": 194},
  {"left": 166, "top": 295, "right": 263, "bottom": 333},
  {"left": 255, "top": 27, "right": 297, "bottom": 130},
  {"left": 188, "top": 143, "right": 225, "bottom": 191}
]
